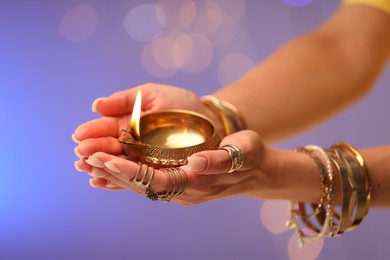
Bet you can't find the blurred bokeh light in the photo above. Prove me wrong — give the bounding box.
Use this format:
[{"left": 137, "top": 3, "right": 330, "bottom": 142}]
[{"left": 2, "top": 0, "right": 390, "bottom": 259}]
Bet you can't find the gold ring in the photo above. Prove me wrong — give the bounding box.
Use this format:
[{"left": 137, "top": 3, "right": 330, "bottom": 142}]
[{"left": 219, "top": 144, "right": 244, "bottom": 173}]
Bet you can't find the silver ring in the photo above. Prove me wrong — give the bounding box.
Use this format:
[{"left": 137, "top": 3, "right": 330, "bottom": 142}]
[
  {"left": 146, "top": 167, "right": 188, "bottom": 202},
  {"left": 219, "top": 144, "right": 244, "bottom": 173},
  {"left": 130, "top": 163, "right": 155, "bottom": 190}
]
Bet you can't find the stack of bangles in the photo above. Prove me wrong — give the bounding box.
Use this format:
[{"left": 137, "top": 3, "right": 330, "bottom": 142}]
[{"left": 287, "top": 143, "right": 372, "bottom": 248}]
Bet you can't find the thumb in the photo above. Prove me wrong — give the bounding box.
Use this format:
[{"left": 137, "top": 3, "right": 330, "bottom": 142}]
[
  {"left": 182, "top": 130, "right": 261, "bottom": 174},
  {"left": 182, "top": 149, "right": 233, "bottom": 175}
]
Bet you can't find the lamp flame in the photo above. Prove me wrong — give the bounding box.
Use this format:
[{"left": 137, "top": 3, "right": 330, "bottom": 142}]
[{"left": 130, "top": 89, "right": 142, "bottom": 141}]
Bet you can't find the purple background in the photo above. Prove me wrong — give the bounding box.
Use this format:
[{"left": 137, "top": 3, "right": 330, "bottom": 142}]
[{"left": 1, "top": 0, "right": 389, "bottom": 259}]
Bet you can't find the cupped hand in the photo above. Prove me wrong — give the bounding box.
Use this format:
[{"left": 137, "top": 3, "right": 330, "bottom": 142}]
[
  {"left": 73, "top": 83, "right": 219, "bottom": 166},
  {"left": 76, "top": 130, "right": 277, "bottom": 205}
]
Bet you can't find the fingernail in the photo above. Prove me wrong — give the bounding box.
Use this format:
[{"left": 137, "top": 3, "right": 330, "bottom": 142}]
[
  {"left": 90, "top": 168, "right": 107, "bottom": 177},
  {"left": 74, "top": 147, "right": 83, "bottom": 158},
  {"left": 104, "top": 161, "right": 121, "bottom": 173},
  {"left": 186, "top": 156, "right": 207, "bottom": 172},
  {"left": 74, "top": 161, "right": 82, "bottom": 172},
  {"left": 91, "top": 97, "right": 105, "bottom": 112},
  {"left": 71, "top": 134, "right": 80, "bottom": 143},
  {"left": 106, "top": 181, "right": 118, "bottom": 188},
  {"left": 89, "top": 178, "right": 97, "bottom": 188},
  {"left": 86, "top": 155, "right": 104, "bottom": 168}
]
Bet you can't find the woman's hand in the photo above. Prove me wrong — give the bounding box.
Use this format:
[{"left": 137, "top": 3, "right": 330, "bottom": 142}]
[
  {"left": 76, "top": 130, "right": 281, "bottom": 205},
  {"left": 73, "top": 84, "right": 322, "bottom": 205},
  {"left": 73, "top": 83, "right": 220, "bottom": 171}
]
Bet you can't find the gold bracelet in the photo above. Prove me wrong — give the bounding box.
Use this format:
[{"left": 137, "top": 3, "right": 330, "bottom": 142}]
[
  {"left": 327, "top": 148, "right": 355, "bottom": 235},
  {"left": 201, "top": 95, "right": 246, "bottom": 136},
  {"left": 332, "top": 143, "right": 371, "bottom": 228},
  {"left": 286, "top": 145, "right": 335, "bottom": 247},
  {"left": 335, "top": 142, "right": 371, "bottom": 216},
  {"left": 293, "top": 147, "right": 327, "bottom": 234},
  {"left": 286, "top": 142, "right": 371, "bottom": 247}
]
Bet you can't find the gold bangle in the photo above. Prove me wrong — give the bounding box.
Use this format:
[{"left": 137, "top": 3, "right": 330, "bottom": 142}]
[
  {"left": 202, "top": 96, "right": 231, "bottom": 136},
  {"left": 332, "top": 143, "right": 371, "bottom": 227},
  {"left": 201, "top": 95, "right": 246, "bottom": 136},
  {"left": 286, "top": 142, "right": 371, "bottom": 246},
  {"left": 335, "top": 142, "right": 371, "bottom": 207},
  {"left": 327, "top": 148, "right": 355, "bottom": 235}
]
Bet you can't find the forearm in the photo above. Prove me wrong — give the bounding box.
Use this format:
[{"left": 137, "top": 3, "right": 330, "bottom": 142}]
[
  {"left": 359, "top": 146, "right": 390, "bottom": 208},
  {"left": 213, "top": 5, "right": 390, "bottom": 143}
]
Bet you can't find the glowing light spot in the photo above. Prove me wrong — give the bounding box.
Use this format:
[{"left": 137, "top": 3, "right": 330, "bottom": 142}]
[
  {"left": 123, "top": 4, "right": 164, "bottom": 42},
  {"left": 260, "top": 200, "right": 289, "bottom": 235},
  {"left": 217, "top": 53, "right": 255, "bottom": 86},
  {"left": 288, "top": 230, "right": 324, "bottom": 260},
  {"left": 166, "top": 132, "right": 204, "bottom": 147},
  {"left": 207, "top": 22, "right": 236, "bottom": 47},
  {"left": 142, "top": 42, "right": 178, "bottom": 78},
  {"left": 138, "top": 0, "right": 246, "bottom": 77},
  {"left": 172, "top": 33, "right": 194, "bottom": 68},
  {"left": 284, "top": 0, "right": 313, "bottom": 7},
  {"left": 190, "top": 2, "right": 223, "bottom": 36},
  {"left": 59, "top": 4, "right": 98, "bottom": 42},
  {"left": 156, "top": 0, "right": 192, "bottom": 30},
  {"left": 180, "top": 34, "right": 213, "bottom": 73},
  {"left": 150, "top": 36, "right": 178, "bottom": 69},
  {"left": 180, "top": 1, "right": 198, "bottom": 29},
  {"left": 148, "top": 31, "right": 194, "bottom": 70},
  {"left": 213, "top": 0, "right": 247, "bottom": 24}
]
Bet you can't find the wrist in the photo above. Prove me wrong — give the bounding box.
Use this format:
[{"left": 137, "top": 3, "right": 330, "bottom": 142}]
[{"left": 260, "top": 147, "right": 323, "bottom": 202}]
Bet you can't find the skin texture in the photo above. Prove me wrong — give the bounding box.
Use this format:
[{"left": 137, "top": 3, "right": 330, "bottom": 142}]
[
  {"left": 73, "top": 5, "right": 390, "bottom": 207},
  {"left": 214, "top": 5, "right": 390, "bottom": 142}
]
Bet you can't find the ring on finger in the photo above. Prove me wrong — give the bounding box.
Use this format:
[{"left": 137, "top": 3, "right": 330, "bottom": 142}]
[
  {"left": 146, "top": 167, "right": 188, "bottom": 202},
  {"left": 130, "top": 163, "right": 155, "bottom": 191},
  {"left": 219, "top": 144, "right": 244, "bottom": 173}
]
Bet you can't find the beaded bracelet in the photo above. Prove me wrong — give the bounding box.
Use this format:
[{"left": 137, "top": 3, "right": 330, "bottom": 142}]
[
  {"left": 326, "top": 148, "right": 352, "bottom": 236},
  {"left": 293, "top": 147, "right": 327, "bottom": 219},
  {"left": 286, "top": 145, "right": 335, "bottom": 247}
]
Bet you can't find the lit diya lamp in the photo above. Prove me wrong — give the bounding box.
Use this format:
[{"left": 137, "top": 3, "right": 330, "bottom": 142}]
[{"left": 118, "top": 90, "right": 221, "bottom": 168}]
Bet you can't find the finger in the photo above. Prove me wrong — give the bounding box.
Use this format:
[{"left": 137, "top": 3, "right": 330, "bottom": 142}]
[
  {"left": 92, "top": 85, "right": 169, "bottom": 117},
  {"left": 89, "top": 177, "right": 125, "bottom": 191},
  {"left": 73, "top": 117, "right": 125, "bottom": 141},
  {"left": 92, "top": 89, "right": 137, "bottom": 117},
  {"left": 90, "top": 167, "right": 133, "bottom": 190},
  {"left": 76, "top": 157, "right": 126, "bottom": 191},
  {"left": 74, "top": 158, "right": 92, "bottom": 172},
  {"left": 75, "top": 158, "right": 127, "bottom": 192},
  {"left": 86, "top": 152, "right": 168, "bottom": 193},
  {"left": 105, "top": 159, "right": 168, "bottom": 194},
  {"left": 75, "top": 159, "right": 111, "bottom": 182},
  {"left": 75, "top": 137, "right": 123, "bottom": 158},
  {"left": 181, "top": 150, "right": 232, "bottom": 175},
  {"left": 182, "top": 130, "right": 261, "bottom": 175}
]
